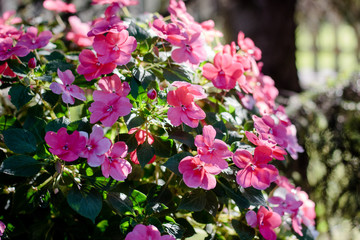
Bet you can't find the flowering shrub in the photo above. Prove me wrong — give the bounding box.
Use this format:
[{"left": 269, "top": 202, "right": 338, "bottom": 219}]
[{"left": 0, "top": 0, "right": 317, "bottom": 239}]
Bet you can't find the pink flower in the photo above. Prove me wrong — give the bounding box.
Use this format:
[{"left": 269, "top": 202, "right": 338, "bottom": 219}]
[
  {"left": 79, "top": 125, "right": 112, "bottom": 167},
  {"left": 203, "top": 52, "right": 244, "bottom": 90},
  {"left": 233, "top": 146, "right": 278, "bottom": 190},
  {"left": 296, "top": 190, "right": 316, "bottom": 227},
  {"left": 93, "top": 30, "right": 137, "bottom": 65},
  {"left": 0, "top": 37, "right": 30, "bottom": 61},
  {"left": 171, "top": 31, "right": 206, "bottom": 65},
  {"left": 168, "top": 0, "right": 194, "bottom": 24},
  {"left": 89, "top": 92, "right": 132, "bottom": 127},
  {"left": 128, "top": 128, "right": 156, "bottom": 165},
  {"left": 101, "top": 141, "right": 132, "bottom": 181},
  {"left": 66, "top": 16, "right": 94, "bottom": 47},
  {"left": 171, "top": 81, "right": 207, "bottom": 99},
  {"left": 0, "top": 25, "right": 23, "bottom": 40},
  {"left": 275, "top": 176, "right": 295, "bottom": 192},
  {"left": 97, "top": 74, "right": 131, "bottom": 97},
  {"left": 17, "top": 27, "right": 52, "bottom": 50},
  {"left": 237, "top": 31, "right": 262, "bottom": 60},
  {"left": 50, "top": 68, "right": 86, "bottom": 105},
  {"left": 45, "top": 127, "right": 86, "bottom": 162},
  {"left": 195, "top": 125, "right": 231, "bottom": 169},
  {"left": 0, "top": 221, "right": 5, "bottom": 239},
  {"left": 43, "top": 0, "right": 76, "bottom": 13},
  {"left": 246, "top": 206, "right": 281, "bottom": 240},
  {"left": 125, "top": 224, "right": 175, "bottom": 240},
  {"left": 92, "top": 0, "right": 139, "bottom": 7},
  {"left": 0, "top": 11, "right": 21, "bottom": 25},
  {"left": 253, "top": 115, "right": 287, "bottom": 147},
  {"left": 167, "top": 86, "right": 206, "bottom": 128},
  {"left": 77, "top": 49, "right": 117, "bottom": 81},
  {"left": 200, "top": 19, "right": 223, "bottom": 43},
  {"left": 87, "top": 16, "right": 127, "bottom": 37},
  {"left": 150, "top": 18, "right": 185, "bottom": 44},
  {"left": 178, "top": 156, "right": 222, "bottom": 190},
  {"left": 0, "top": 62, "right": 16, "bottom": 78},
  {"left": 268, "top": 193, "right": 303, "bottom": 216}
]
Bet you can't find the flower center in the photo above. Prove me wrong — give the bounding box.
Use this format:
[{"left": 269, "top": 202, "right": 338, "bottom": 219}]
[
  {"left": 96, "top": 62, "right": 101, "bottom": 66},
  {"left": 250, "top": 164, "right": 256, "bottom": 171},
  {"left": 86, "top": 144, "right": 92, "bottom": 151},
  {"left": 63, "top": 144, "right": 69, "bottom": 150},
  {"left": 193, "top": 165, "right": 203, "bottom": 171},
  {"left": 113, "top": 44, "right": 119, "bottom": 51},
  {"left": 107, "top": 105, "right": 113, "bottom": 112},
  {"left": 181, "top": 105, "right": 187, "bottom": 111},
  {"left": 32, "top": 39, "right": 36, "bottom": 44},
  {"left": 208, "top": 147, "right": 215, "bottom": 153},
  {"left": 219, "top": 70, "right": 225, "bottom": 76},
  {"left": 185, "top": 44, "right": 192, "bottom": 52}
]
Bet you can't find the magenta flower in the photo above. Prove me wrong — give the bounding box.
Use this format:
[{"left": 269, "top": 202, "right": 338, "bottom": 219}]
[
  {"left": 101, "top": 141, "right": 132, "bottom": 181},
  {"left": 253, "top": 115, "right": 287, "bottom": 147},
  {"left": 17, "top": 27, "right": 52, "bottom": 50},
  {"left": 203, "top": 52, "right": 244, "bottom": 90},
  {"left": 92, "top": 0, "right": 139, "bottom": 7},
  {"left": 0, "top": 37, "right": 29, "bottom": 61},
  {"left": 0, "top": 221, "right": 5, "bottom": 239},
  {"left": 93, "top": 30, "right": 137, "bottom": 65},
  {"left": 79, "top": 125, "right": 112, "bottom": 167},
  {"left": 178, "top": 156, "right": 222, "bottom": 190},
  {"left": 195, "top": 125, "right": 232, "bottom": 170},
  {"left": 87, "top": 16, "right": 127, "bottom": 37},
  {"left": 125, "top": 224, "right": 175, "bottom": 240},
  {"left": 167, "top": 86, "right": 206, "bottom": 128},
  {"left": 89, "top": 92, "right": 132, "bottom": 127},
  {"left": 43, "top": 0, "right": 76, "bottom": 13},
  {"left": 233, "top": 146, "right": 278, "bottom": 190},
  {"left": 45, "top": 127, "right": 86, "bottom": 162},
  {"left": 66, "top": 16, "right": 93, "bottom": 47},
  {"left": 50, "top": 68, "right": 86, "bottom": 105},
  {"left": 171, "top": 81, "right": 207, "bottom": 99},
  {"left": 150, "top": 18, "right": 185, "bottom": 44},
  {"left": 171, "top": 31, "right": 206, "bottom": 65},
  {"left": 77, "top": 49, "right": 117, "bottom": 81},
  {"left": 97, "top": 74, "right": 131, "bottom": 97},
  {"left": 128, "top": 128, "right": 156, "bottom": 165},
  {"left": 246, "top": 206, "right": 282, "bottom": 240}
]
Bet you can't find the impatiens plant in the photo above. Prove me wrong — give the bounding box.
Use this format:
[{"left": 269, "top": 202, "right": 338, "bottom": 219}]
[{"left": 0, "top": 0, "right": 317, "bottom": 239}]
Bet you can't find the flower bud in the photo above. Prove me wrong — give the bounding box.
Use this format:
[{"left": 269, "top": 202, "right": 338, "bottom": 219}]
[
  {"left": 28, "top": 57, "right": 36, "bottom": 69},
  {"left": 147, "top": 89, "right": 157, "bottom": 100}
]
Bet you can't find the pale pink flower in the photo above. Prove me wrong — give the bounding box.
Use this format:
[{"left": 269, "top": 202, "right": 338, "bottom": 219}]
[
  {"left": 77, "top": 49, "right": 117, "bottom": 81},
  {"left": 97, "top": 74, "right": 131, "bottom": 97},
  {"left": 45, "top": 127, "right": 86, "bottom": 162},
  {"left": 237, "top": 92, "right": 255, "bottom": 110},
  {"left": 195, "top": 125, "right": 231, "bottom": 170},
  {"left": 128, "top": 128, "right": 156, "bottom": 165},
  {"left": 50, "top": 68, "right": 86, "bottom": 105},
  {"left": 200, "top": 20, "right": 223, "bottom": 43},
  {"left": 253, "top": 115, "right": 287, "bottom": 147},
  {"left": 150, "top": 18, "right": 185, "bottom": 44},
  {"left": 296, "top": 190, "right": 316, "bottom": 227},
  {"left": 275, "top": 176, "right": 295, "bottom": 192},
  {"left": 167, "top": 86, "right": 206, "bottom": 128},
  {"left": 178, "top": 156, "right": 222, "bottom": 190},
  {"left": 0, "top": 11, "right": 21, "bottom": 25},
  {"left": 66, "top": 16, "right": 94, "bottom": 47},
  {"left": 268, "top": 193, "right": 303, "bottom": 216},
  {"left": 171, "top": 81, "right": 207, "bottom": 99},
  {"left": 0, "top": 37, "right": 29, "bottom": 61},
  {"left": 171, "top": 31, "right": 206, "bottom": 65},
  {"left": 93, "top": 30, "right": 137, "bottom": 65},
  {"left": 125, "top": 224, "right": 175, "bottom": 240},
  {"left": 79, "top": 125, "right": 112, "bottom": 167},
  {"left": 89, "top": 92, "right": 132, "bottom": 127},
  {"left": 87, "top": 16, "right": 127, "bottom": 37},
  {"left": 43, "top": 0, "right": 76, "bottom": 13},
  {"left": 246, "top": 206, "right": 281, "bottom": 240},
  {"left": 168, "top": 0, "right": 194, "bottom": 25},
  {"left": 0, "top": 25, "right": 23, "bottom": 40},
  {"left": 252, "top": 75, "right": 278, "bottom": 115},
  {"left": 17, "top": 27, "right": 52, "bottom": 50},
  {"left": 233, "top": 146, "right": 278, "bottom": 190},
  {"left": 237, "top": 31, "right": 262, "bottom": 60},
  {"left": 0, "top": 221, "right": 5, "bottom": 239},
  {"left": 203, "top": 52, "right": 244, "bottom": 90},
  {"left": 92, "top": 0, "right": 139, "bottom": 7},
  {"left": 101, "top": 141, "right": 132, "bottom": 181}
]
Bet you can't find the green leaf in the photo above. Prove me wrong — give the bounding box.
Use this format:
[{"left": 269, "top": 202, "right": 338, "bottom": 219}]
[
  {"left": 163, "top": 152, "right": 192, "bottom": 175},
  {"left": 126, "top": 115, "right": 145, "bottom": 130},
  {"left": 136, "top": 142, "right": 155, "bottom": 168},
  {"left": 73, "top": 75, "right": 97, "bottom": 88},
  {"left": 45, "top": 60, "right": 73, "bottom": 73},
  {"left": 0, "top": 155, "right": 42, "bottom": 177},
  {"left": 178, "top": 189, "right": 207, "bottom": 212},
  {"left": 163, "top": 222, "right": 184, "bottom": 239},
  {"left": 231, "top": 219, "right": 255, "bottom": 240},
  {"left": 169, "top": 130, "right": 195, "bottom": 149},
  {"left": 217, "top": 177, "right": 250, "bottom": 210},
  {"left": 117, "top": 133, "right": 138, "bottom": 152},
  {"left": 242, "top": 187, "right": 266, "bottom": 206},
  {"left": 45, "top": 117, "right": 70, "bottom": 132},
  {"left": 44, "top": 51, "right": 65, "bottom": 61},
  {"left": 23, "top": 116, "right": 46, "bottom": 143},
  {"left": 148, "top": 217, "right": 164, "bottom": 233},
  {"left": 205, "top": 190, "right": 218, "bottom": 217},
  {"left": 67, "top": 118, "right": 91, "bottom": 133},
  {"left": 3, "top": 128, "right": 37, "bottom": 154},
  {"left": 67, "top": 187, "right": 102, "bottom": 223},
  {"left": 127, "top": 21, "right": 150, "bottom": 42},
  {"left": 6, "top": 59, "right": 29, "bottom": 77},
  {"left": 175, "top": 218, "right": 196, "bottom": 238},
  {"left": 42, "top": 90, "right": 59, "bottom": 106},
  {"left": 130, "top": 189, "right": 147, "bottom": 205},
  {"left": 145, "top": 202, "right": 168, "bottom": 215},
  {"left": 0, "top": 115, "right": 21, "bottom": 132},
  {"left": 147, "top": 185, "right": 173, "bottom": 205},
  {"left": 244, "top": 120, "right": 254, "bottom": 131},
  {"left": 163, "top": 64, "right": 194, "bottom": 83},
  {"left": 9, "top": 84, "right": 33, "bottom": 110},
  {"left": 132, "top": 67, "right": 156, "bottom": 89},
  {"left": 119, "top": 217, "right": 137, "bottom": 234},
  {"left": 130, "top": 77, "right": 139, "bottom": 99},
  {"left": 106, "top": 192, "right": 134, "bottom": 216},
  {"left": 192, "top": 210, "right": 215, "bottom": 224},
  {"left": 152, "top": 136, "right": 177, "bottom": 158}
]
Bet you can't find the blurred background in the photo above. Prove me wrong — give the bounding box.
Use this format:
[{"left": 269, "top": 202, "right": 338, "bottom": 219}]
[{"left": 1, "top": 0, "right": 359, "bottom": 239}]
